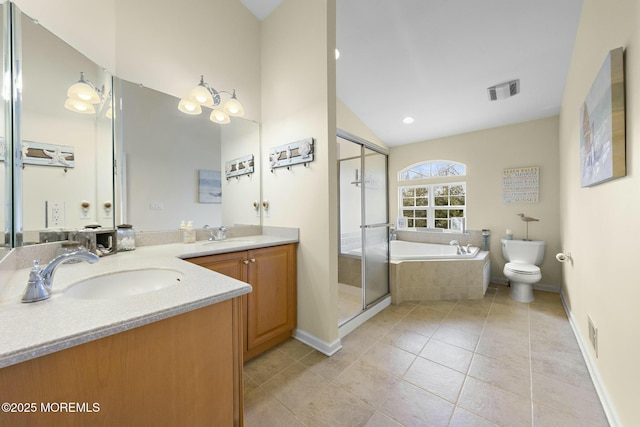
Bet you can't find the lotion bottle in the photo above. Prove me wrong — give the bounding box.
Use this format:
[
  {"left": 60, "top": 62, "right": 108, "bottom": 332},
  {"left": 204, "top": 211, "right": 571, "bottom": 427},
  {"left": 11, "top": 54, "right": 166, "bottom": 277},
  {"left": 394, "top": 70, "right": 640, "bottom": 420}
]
[
  {"left": 185, "top": 221, "right": 196, "bottom": 243},
  {"left": 180, "top": 220, "right": 188, "bottom": 243}
]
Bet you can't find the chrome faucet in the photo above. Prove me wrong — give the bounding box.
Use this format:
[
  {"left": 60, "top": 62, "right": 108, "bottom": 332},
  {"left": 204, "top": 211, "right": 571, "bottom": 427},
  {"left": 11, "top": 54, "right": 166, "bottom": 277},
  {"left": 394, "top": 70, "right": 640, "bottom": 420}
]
[
  {"left": 390, "top": 227, "right": 397, "bottom": 241},
  {"left": 449, "top": 239, "right": 466, "bottom": 255},
  {"left": 216, "top": 226, "right": 228, "bottom": 241},
  {"left": 21, "top": 250, "right": 100, "bottom": 303},
  {"left": 203, "top": 225, "right": 228, "bottom": 241}
]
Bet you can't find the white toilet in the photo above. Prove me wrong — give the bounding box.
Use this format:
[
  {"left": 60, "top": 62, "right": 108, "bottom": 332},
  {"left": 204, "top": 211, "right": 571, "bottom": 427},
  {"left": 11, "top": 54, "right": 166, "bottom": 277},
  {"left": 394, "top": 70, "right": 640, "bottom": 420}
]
[{"left": 501, "top": 239, "right": 545, "bottom": 303}]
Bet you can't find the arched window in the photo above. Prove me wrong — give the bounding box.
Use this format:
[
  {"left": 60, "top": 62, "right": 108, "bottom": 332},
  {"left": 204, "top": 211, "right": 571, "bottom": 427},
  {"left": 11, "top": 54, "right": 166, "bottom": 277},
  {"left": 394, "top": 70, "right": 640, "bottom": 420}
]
[
  {"left": 398, "top": 161, "right": 467, "bottom": 231},
  {"left": 399, "top": 160, "right": 466, "bottom": 181}
]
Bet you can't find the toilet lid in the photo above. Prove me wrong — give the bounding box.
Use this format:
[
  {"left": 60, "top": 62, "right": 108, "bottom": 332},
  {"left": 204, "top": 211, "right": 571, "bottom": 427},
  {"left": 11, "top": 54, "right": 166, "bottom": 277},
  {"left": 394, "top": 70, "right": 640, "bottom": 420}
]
[{"left": 505, "top": 262, "right": 540, "bottom": 275}]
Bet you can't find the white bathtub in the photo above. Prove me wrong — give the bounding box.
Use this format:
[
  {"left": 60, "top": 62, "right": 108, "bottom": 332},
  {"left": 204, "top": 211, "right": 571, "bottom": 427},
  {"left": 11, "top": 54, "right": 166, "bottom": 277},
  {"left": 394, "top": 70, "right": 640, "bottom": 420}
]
[
  {"left": 389, "top": 240, "right": 489, "bottom": 303},
  {"left": 390, "top": 240, "right": 480, "bottom": 261}
]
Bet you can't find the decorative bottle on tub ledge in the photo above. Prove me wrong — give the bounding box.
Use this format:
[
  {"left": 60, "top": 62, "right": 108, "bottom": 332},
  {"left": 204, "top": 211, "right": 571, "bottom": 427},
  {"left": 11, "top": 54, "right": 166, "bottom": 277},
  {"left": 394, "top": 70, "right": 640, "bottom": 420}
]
[{"left": 482, "top": 229, "right": 490, "bottom": 251}]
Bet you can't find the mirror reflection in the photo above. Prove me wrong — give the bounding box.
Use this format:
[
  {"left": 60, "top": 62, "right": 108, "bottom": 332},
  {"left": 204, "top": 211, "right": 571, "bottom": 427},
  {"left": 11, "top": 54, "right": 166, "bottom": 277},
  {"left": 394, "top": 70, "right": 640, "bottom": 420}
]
[
  {"left": 0, "top": 1, "right": 8, "bottom": 253},
  {"left": 19, "top": 10, "right": 114, "bottom": 245},
  {"left": 115, "top": 79, "right": 260, "bottom": 232}
]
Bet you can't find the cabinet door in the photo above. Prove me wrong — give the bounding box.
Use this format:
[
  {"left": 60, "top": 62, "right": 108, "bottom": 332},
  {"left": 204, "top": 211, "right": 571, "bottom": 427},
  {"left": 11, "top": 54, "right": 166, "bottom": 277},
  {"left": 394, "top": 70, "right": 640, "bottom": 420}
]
[
  {"left": 0, "top": 300, "right": 243, "bottom": 426},
  {"left": 188, "top": 251, "right": 248, "bottom": 282},
  {"left": 245, "top": 244, "right": 296, "bottom": 356}
]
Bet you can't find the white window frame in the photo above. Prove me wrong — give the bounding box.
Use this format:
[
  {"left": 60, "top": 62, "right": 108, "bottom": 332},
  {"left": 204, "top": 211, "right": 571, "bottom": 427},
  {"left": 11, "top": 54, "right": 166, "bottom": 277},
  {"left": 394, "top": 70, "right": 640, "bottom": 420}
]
[
  {"left": 397, "top": 160, "right": 467, "bottom": 231},
  {"left": 398, "top": 182, "right": 466, "bottom": 230}
]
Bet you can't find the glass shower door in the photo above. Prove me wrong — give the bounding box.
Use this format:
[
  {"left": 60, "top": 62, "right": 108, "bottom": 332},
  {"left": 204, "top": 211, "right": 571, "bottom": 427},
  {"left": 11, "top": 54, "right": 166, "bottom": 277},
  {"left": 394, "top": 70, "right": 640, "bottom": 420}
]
[
  {"left": 337, "top": 132, "right": 389, "bottom": 326},
  {"left": 362, "top": 148, "right": 389, "bottom": 307},
  {"left": 338, "top": 138, "right": 365, "bottom": 324}
]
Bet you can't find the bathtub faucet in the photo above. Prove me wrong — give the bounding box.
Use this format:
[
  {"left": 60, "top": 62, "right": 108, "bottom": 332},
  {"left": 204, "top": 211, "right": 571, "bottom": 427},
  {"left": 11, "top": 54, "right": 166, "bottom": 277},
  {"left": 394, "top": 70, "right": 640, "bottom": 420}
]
[{"left": 449, "top": 240, "right": 466, "bottom": 255}]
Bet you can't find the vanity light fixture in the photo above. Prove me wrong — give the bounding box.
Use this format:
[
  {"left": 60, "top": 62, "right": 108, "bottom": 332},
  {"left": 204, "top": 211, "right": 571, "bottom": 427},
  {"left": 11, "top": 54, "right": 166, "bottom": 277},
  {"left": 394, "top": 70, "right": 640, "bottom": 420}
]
[
  {"left": 177, "top": 75, "right": 244, "bottom": 124},
  {"left": 210, "top": 109, "right": 231, "bottom": 124},
  {"left": 64, "top": 97, "right": 96, "bottom": 114},
  {"left": 67, "top": 72, "right": 101, "bottom": 103},
  {"left": 64, "top": 72, "right": 103, "bottom": 114}
]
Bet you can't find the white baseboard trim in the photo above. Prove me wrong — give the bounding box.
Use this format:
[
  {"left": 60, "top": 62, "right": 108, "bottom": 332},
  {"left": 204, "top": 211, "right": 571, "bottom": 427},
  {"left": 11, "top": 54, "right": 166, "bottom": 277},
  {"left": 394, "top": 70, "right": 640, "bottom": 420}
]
[
  {"left": 293, "top": 328, "right": 342, "bottom": 356},
  {"left": 293, "top": 295, "right": 392, "bottom": 357},
  {"left": 560, "top": 291, "right": 622, "bottom": 427},
  {"left": 338, "top": 296, "right": 391, "bottom": 339}
]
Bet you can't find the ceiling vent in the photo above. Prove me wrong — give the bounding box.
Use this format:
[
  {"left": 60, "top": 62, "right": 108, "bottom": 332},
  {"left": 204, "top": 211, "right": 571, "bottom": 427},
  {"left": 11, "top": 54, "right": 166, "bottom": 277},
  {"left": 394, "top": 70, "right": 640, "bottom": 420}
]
[{"left": 487, "top": 79, "right": 520, "bottom": 101}]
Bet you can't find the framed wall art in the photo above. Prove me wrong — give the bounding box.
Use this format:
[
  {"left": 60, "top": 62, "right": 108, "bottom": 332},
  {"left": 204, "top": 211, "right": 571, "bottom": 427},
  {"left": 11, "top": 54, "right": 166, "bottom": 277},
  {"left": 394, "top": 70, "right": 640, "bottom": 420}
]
[
  {"left": 503, "top": 166, "right": 539, "bottom": 204},
  {"left": 580, "top": 47, "right": 626, "bottom": 187},
  {"left": 198, "top": 170, "right": 222, "bottom": 203}
]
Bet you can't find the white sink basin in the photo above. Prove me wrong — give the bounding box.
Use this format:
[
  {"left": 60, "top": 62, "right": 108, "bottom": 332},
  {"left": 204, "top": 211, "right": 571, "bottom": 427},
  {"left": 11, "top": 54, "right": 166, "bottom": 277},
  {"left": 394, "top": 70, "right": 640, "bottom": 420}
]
[{"left": 64, "top": 268, "right": 184, "bottom": 300}]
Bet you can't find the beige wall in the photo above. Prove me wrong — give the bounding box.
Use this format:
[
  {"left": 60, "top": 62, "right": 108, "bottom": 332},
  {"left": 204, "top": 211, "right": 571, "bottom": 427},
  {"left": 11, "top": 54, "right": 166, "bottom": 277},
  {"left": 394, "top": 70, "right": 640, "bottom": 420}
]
[
  {"left": 261, "top": 0, "right": 339, "bottom": 351},
  {"left": 14, "top": 0, "right": 116, "bottom": 72},
  {"left": 114, "top": 0, "right": 261, "bottom": 122},
  {"left": 560, "top": 0, "right": 639, "bottom": 425},
  {"left": 389, "top": 116, "right": 562, "bottom": 290},
  {"left": 337, "top": 98, "right": 387, "bottom": 150}
]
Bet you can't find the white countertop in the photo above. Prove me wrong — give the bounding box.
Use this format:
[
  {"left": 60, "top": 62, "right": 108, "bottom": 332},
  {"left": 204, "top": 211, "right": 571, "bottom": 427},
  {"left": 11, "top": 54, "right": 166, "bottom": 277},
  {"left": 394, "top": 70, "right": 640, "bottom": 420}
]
[{"left": 0, "top": 235, "right": 297, "bottom": 368}]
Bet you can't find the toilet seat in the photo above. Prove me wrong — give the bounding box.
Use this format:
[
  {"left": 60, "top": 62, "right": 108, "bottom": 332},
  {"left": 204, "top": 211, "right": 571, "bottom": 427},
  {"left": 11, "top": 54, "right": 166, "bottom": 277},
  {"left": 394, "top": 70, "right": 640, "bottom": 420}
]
[{"left": 505, "top": 262, "right": 540, "bottom": 275}]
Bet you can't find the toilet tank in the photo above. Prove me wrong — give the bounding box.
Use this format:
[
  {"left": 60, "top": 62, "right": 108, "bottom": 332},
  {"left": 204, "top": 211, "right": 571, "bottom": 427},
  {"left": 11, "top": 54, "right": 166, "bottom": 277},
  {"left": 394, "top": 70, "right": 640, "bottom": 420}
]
[{"left": 501, "top": 239, "right": 545, "bottom": 265}]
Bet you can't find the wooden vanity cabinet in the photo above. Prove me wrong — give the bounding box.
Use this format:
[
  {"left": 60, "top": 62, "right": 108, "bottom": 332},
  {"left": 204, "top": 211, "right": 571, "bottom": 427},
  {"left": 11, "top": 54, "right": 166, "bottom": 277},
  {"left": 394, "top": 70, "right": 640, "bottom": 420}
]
[
  {"left": 189, "top": 244, "right": 297, "bottom": 361},
  {"left": 0, "top": 298, "right": 244, "bottom": 427}
]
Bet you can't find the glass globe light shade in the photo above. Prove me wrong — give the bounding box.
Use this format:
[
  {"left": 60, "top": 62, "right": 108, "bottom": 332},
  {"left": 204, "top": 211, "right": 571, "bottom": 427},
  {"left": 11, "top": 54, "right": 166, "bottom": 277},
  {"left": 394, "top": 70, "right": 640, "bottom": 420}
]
[
  {"left": 178, "top": 98, "right": 202, "bottom": 115},
  {"left": 64, "top": 98, "right": 96, "bottom": 114},
  {"left": 210, "top": 109, "right": 230, "bottom": 124}
]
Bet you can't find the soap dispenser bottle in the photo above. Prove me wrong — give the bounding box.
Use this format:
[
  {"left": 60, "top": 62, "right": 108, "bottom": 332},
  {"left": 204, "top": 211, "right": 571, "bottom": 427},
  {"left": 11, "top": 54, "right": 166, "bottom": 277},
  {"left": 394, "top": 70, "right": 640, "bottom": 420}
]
[
  {"left": 181, "top": 220, "right": 188, "bottom": 243},
  {"left": 184, "top": 221, "right": 196, "bottom": 243}
]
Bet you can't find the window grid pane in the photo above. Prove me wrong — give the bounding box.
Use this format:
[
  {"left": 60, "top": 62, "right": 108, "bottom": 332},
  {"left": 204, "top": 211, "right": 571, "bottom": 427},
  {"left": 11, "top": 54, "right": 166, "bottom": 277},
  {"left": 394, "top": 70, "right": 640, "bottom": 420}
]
[{"left": 399, "top": 182, "right": 466, "bottom": 230}]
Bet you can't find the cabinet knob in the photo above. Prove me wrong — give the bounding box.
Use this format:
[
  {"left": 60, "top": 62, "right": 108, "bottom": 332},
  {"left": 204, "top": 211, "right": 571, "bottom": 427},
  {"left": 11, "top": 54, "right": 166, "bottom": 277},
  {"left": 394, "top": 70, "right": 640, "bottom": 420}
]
[
  {"left": 243, "top": 260, "right": 249, "bottom": 265},
  {"left": 250, "top": 258, "right": 256, "bottom": 263}
]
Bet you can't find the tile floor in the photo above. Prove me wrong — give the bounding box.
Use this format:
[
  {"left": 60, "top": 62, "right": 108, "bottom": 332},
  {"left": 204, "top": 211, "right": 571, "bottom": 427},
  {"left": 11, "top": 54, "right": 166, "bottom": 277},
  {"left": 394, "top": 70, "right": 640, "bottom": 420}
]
[{"left": 243, "top": 284, "right": 609, "bottom": 427}]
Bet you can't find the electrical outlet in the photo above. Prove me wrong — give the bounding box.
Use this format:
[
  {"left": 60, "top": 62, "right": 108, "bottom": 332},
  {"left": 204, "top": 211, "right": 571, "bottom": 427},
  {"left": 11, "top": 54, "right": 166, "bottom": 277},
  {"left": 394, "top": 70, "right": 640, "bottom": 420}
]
[
  {"left": 149, "top": 202, "right": 164, "bottom": 211},
  {"left": 46, "top": 201, "right": 65, "bottom": 228}
]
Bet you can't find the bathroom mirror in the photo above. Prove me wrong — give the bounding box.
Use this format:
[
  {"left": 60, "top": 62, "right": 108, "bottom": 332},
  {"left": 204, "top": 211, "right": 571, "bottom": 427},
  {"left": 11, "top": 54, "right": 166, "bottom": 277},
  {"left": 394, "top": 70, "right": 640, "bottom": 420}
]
[
  {"left": 115, "top": 78, "right": 260, "bottom": 232},
  {"left": 0, "top": 0, "right": 9, "bottom": 253},
  {"left": 17, "top": 9, "right": 114, "bottom": 245}
]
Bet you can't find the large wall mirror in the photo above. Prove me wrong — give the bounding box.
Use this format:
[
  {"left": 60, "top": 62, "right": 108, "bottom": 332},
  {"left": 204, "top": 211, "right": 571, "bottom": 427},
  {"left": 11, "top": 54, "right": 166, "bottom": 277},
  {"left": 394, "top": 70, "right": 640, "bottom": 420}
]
[
  {"left": 17, "top": 6, "right": 114, "bottom": 245},
  {"left": 0, "top": 1, "right": 9, "bottom": 254},
  {"left": 115, "top": 79, "right": 261, "bottom": 232},
  {"left": 1, "top": 1, "right": 261, "bottom": 250}
]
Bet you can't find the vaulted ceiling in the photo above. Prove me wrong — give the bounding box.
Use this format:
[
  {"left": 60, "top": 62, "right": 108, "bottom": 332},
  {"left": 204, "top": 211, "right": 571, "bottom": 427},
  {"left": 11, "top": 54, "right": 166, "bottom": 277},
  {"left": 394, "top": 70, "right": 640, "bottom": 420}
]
[{"left": 242, "top": 0, "right": 583, "bottom": 146}]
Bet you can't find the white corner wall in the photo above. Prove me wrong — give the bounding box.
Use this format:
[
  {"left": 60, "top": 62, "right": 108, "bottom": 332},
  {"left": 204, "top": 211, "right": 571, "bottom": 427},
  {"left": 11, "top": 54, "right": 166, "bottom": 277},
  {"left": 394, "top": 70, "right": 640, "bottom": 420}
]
[
  {"left": 560, "top": 1, "right": 639, "bottom": 425},
  {"left": 261, "top": 0, "right": 339, "bottom": 352},
  {"left": 389, "top": 116, "right": 562, "bottom": 289}
]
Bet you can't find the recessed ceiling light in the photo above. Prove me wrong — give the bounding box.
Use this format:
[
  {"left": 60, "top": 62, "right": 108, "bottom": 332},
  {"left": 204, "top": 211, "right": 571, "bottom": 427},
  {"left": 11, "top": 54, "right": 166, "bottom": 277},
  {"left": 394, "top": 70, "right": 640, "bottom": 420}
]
[
  {"left": 335, "top": 48, "right": 340, "bottom": 60},
  {"left": 402, "top": 117, "right": 414, "bottom": 124}
]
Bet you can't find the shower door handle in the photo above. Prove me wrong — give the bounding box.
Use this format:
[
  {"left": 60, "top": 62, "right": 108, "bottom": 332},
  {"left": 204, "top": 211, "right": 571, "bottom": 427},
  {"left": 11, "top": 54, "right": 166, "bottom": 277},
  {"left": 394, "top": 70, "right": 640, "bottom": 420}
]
[{"left": 361, "top": 223, "right": 392, "bottom": 229}]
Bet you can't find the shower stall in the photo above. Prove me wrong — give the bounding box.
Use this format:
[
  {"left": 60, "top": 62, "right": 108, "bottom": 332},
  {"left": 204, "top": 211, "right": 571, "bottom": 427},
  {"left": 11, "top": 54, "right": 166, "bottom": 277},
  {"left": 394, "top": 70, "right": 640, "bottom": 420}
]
[{"left": 337, "top": 130, "right": 390, "bottom": 332}]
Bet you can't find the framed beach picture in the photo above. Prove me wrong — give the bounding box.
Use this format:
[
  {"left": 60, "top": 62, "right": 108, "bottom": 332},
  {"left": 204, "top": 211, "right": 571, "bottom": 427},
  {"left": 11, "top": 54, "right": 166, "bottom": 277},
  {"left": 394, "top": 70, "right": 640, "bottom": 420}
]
[
  {"left": 198, "top": 170, "right": 222, "bottom": 203},
  {"left": 580, "top": 47, "right": 626, "bottom": 187}
]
